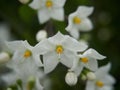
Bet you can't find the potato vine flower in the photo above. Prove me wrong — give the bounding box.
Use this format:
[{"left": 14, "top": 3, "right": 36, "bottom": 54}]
[
  {"left": 2, "top": 41, "right": 44, "bottom": 90},
  {"left": 29, "top": 0, "right": 66, "bottom": 24},
  {"left": 70, "top": 48, "right": 106, "bottom": 76},
  {"left": 6, "top": 40, "right": 43, "bottom": 67},
  {"left": 66, "top": 6, "right": 94, "bottom": 39},
  {"left": 86, "top": 63, "right": 115, "bottom": 90},
  {"left": 33, "top": 32, "right": 88, "bottom": 73}
]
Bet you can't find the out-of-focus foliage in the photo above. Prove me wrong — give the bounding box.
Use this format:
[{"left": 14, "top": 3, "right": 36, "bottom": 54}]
[{"left": 0, "top": 0, "right": 120, "bottom": 90}]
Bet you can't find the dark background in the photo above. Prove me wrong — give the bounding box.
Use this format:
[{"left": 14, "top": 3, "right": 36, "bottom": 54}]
[{"left": 0, "top": 0, "right": 120, "bottom": 90}]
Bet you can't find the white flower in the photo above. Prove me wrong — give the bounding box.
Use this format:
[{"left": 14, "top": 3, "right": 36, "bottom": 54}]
[
  {"left": 86, "top": 63, "right": 115, "bottom": 90},
  {"left": 29, "top": 0, "right": 66, "bottom": 24},
  {"left": 70, "top": 48, "right": 106, "bottom": 76},
  {"left": 2, "top": 40, "right": 44, "bottom": 90},
  {"left": 87, "top": 72, "right": 96, "bottom": 80},
  {"left": 6, "top": 40, "right": 43, "bottom": 67},
  {"left": 33, "top": 32, "right": 88, "bottom": 73},
  {"left": 0, "top": 52, "right": 10, "bottom": 64},
  {"left": 66, "top": 6, "right": 94, "bottom": 39},
  {"left": 36, "top": 30, "right": 47, "bottom": 42},
  {"left": 65, "top": 71, "right": 78, "bottom": 86}
]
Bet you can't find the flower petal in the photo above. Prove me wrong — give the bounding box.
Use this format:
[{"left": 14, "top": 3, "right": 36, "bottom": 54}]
[
  {"left": 86, "top": 81, "right": 95, "bottom": 90},
  {"left": 6, "top": 41, "right": 25, "bottom": 52},
  {"left": 48, "top": 32, "right": 65, "bottom": 44},
  {"left": 51, "top": 8, "right": 64, "bottom": 21},
  {"left": 69, "top": 28, "right": 80, "bottom": 39},
  {"left": 60, "top": 50, "right": 75, "bottom": 68},
  {"left": 85, "top": 58, "right": 98, "bottom": 71},
  {"left": 53, "top": 0, "right": 66, "bottom": 7},
  {"left": 62, "top": 36, "right": 88, "bottom": 52},
  {"left": 77, "top": 6, "right": 94, "bottom": 17},
  {"left": 84, "top": 48, "right": 106, "bottom": 60},
  {"left": 78, "top": 18, "right": 93, "bottom": 31},
  {"left": 38, "top": 9, "right": 50, "bottom": 24},
  {"left": 33, "top": 39, "right": 54, "bottom": 55},
  {"left": 29, "top": 0, "right": 41, "bottom": 10},
  {"left": 35, "top": 78, "right": 44, "bottom": 90},
  {"left": 43, "top": 51, "right": 59, "bottom": 74},
  {"left": 32, "top": 54, "right": 43, "bottom": 67}
]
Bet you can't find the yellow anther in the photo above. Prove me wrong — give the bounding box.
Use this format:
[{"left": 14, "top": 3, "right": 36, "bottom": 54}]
[
  {"left": 46, "top": 0, "right": 53, "bottom": 8},
  {"left": 24, "top": 50, "right": 32, "bottom": 58},
  {"left": 73, "top": 16, "right": 81, "bottom": 24},
  {"left": 56, "top": 45, "right": 63, "bottom": 54},
  {"left": 80, "top": 57, "right": 88, "bottom": 63},
  {"left": 96, "top": 81, "right": 104, "bottom": 88}
]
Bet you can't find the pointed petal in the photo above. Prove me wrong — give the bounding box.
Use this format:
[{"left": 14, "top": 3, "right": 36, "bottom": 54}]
[
  {"left": 73, "top": 63, "right": 84, "bottom": 76},
  {"left": 62, "top": 36, "right": 88, "bottom": 52},
  {"left": 53, "top": 0, "right": 66, "bottom": 7},
  {"left": 38, "top": 9, "right": 50, "bottom": 24},
  {"left": 77, "top": 6, "right": 94, "bottom": 17},
  {"left": 33, "top": 54, "right": 43, "bottom": 67},
  {"left": 6, "top": 41, "right": 25, "bottom": 52},
  {"left": 84, "top": 48, "right": 106, "bottom": 60},
  {"left": 60, "top": 50, "right": 75, "bottom": 68},
  {"left": 51, "top": 8, "right": 64, "bottom": 21},
  {"left": 35, "top": 78, "right": 44, "bottom": 90},
  {"left": 86, "top": 81, "right": 95, "bottom": 90},
  {"left": 43, "top": 51, "right": 59, "bottom": 74},
  {"left": 29, "top": 0, "right": 41, "bottom": 10},
  {"left": 78, "top": 18, "right": 93, "bottom": 31},
  {"left": 85, "top": 58, "right": 98, "bottom": 71},
  {"left": 32, "top": 39, "right": 54, "bottom": 55},
  {"left": 69, "top": 28, "right": 80, "bottom": 39},
  {"left": 48, "top": 32, "right": 65, "bottom": 44}
]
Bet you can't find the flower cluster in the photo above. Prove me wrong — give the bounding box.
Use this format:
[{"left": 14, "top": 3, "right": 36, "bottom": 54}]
[{"left": 0, "top": 0, "right": 116, "bottom": 90}]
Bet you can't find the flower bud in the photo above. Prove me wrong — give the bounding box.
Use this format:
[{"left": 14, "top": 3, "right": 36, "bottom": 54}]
[
  {"left": 0, "top": 52, "right": 10, "bottom": 64},
  {"left": 87, "top": 72, "right": 96, "bottom": 80},
  {"left": 36, "top": 30, "right": 47, "bottom": 42},
  {"left": 81, "top": 75, "right": 87, "bottom": 81},
  {"left": 18, "top": 0, "right": 30, "bottom": 4},
  {"left": 65, "top": 71, "right": 78, "bottom": 86}
]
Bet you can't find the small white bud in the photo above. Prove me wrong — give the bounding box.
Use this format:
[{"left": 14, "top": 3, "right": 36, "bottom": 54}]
[
  {"left": 18, "top": 0, "right": 30, "bottom": 4},
  {"left": 36, "top": 30, "right": 47, "bottom": 42},
  {"left": 87, "top": 72, "right": 96, "bottom": 80},
  {"left": 81, "top": 75, "right": 87, "bottom": 81},
  {"left": 0, "top": 52, "right": 10, "bottom": 64},
  {"left": 65, "top": 71, "right": 78, "bottom": 86}
]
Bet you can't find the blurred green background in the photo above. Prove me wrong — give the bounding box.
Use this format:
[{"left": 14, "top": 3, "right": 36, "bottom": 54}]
[{"left": 0, "top": 0, "right": 120, "bottom": 90}]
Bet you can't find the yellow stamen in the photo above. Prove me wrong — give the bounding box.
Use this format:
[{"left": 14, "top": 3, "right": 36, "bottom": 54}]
[
  {"left": 73, "top": 16, "right": 81, "bottom": 24},
  {"left": 56, "top": 45, "right": 63, "bottom": 54},
  {"left": 24, "top": 50, "right": 32, "bottom": 58},
  {"left": 80, "top": 57, "right": 88, "bottom": 63},
  {"left": 96, "top": 81, "right": 104, "bottom": 88},
  {"left": 46, "top": 0, "right": 53, "bottom": 8}
]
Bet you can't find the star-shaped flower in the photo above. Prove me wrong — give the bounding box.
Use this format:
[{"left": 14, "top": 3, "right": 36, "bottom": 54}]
[
  {"left": 66, "top": 6, "right": 94, "bottom": 39},
  {"left": 2, "top": 40, "right": 44, "bottom": 90},
  {"left": 86, "top": 63, "right": 115, "bottom": 90},
  {"left": 33, "top": 32, "right": 88, "bottom": 73},
  {"left": 29, "top": 0, "right": 66, "bottom": 24},
  {"left": 70, "top": 48, "right": 106, "bottom": 76},
  {"left": 6, "top": 40, "right": 43, "bottom": 68}
]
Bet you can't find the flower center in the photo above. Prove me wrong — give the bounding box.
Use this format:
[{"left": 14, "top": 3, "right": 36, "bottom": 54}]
[
  {"left": 73, "top": 16, "right": 81, "bottom": 24},
  {"left": 24, "top": 50, "right": 32, "bottom": 58},
  {"left": 96, "top": 81, "right": 104, "bottom": 88},
  {"left": 56, "top": 45, "right": 64, "bottom": 54},
  {"left": 46, "top": 0, "right": 53, "bottom": 8},
  {"left": 80, "top": 57, "right": 88, "bottom": 63}
]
